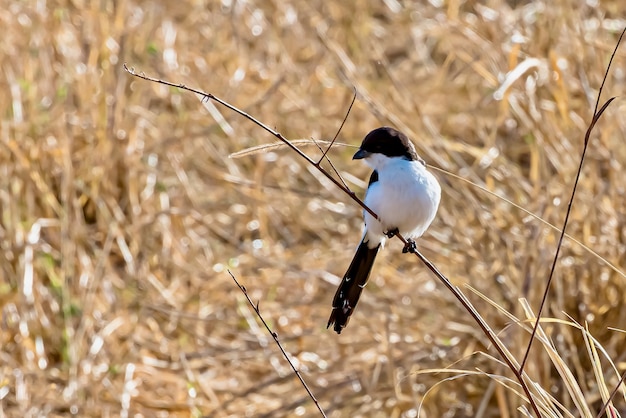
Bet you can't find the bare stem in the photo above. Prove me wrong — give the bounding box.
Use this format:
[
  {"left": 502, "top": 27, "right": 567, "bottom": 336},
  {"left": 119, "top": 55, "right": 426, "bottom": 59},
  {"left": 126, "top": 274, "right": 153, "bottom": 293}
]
[
  {"left": 594, "top": 370, "right": 626, "bottom": 418},
  {"left": 123, "top": 64, "right": 377, "bottom": 222},
  {"left": 518, "top": 26, "right": 625, "bottom": 374},
  {"left": 317, "top": 87, "right": 357, "bottom": 166},
  {"left": 228, "top": 270, "right": 328, "bottom": 418}
]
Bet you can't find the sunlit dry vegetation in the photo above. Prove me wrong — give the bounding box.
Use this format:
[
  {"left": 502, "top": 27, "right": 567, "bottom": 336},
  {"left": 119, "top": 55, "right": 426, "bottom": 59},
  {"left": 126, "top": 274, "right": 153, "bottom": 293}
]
[{"left": 1, "top": 0, "right": 625, "bottom": 417}]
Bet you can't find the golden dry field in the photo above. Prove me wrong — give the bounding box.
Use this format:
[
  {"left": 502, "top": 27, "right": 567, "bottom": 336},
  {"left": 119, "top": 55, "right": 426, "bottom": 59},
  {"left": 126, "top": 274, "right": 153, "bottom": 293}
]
[{"left": 1, "top": 0, "right": 626, "bottom": 417}]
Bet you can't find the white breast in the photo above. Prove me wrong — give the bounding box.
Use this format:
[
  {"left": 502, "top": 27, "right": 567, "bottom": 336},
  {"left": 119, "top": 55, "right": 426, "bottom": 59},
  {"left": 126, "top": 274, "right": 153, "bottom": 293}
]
[{"left": 362, "top": 156, "right": 441, "bottom": 246}]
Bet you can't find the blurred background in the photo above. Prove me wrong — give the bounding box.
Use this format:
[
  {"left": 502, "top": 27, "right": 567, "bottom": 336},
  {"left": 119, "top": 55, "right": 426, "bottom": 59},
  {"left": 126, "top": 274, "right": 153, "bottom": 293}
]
[{"left": 1, "top": 0, "right": 625, "bottom": 416}]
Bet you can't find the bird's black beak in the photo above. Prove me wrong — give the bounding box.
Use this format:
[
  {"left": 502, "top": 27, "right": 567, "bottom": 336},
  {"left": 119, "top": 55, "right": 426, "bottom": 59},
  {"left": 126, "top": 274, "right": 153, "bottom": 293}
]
[{"left": 352, "top": 149, "right": 370, "bottom": 160}]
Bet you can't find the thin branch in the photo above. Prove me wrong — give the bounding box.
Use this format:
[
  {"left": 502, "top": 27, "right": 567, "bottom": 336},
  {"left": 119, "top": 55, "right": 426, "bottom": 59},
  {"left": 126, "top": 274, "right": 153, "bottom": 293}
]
[
  {"left": 228, "top": 270, "right": 328, "bottom": 418},
  {"left": 123, "top": 64, "right": 378, "bottom": 223},
  {"left": 124, "top": 64, "right": 543, "bottom": 417},
  {"left": 427, "top": 165, "right": 625, "bottom": 279},
  {"left": 519, "top": 26, "right": 626, "bottom": 374},
  {"left": 595, "top": 370, "right": 626, "bottom": 418},
  {"left": 393, "top": 234, "right": 542, "bottom": 417},
  {"left": 310, "top": 138, "right": 351, "bottom": 190},
  {"left": 317, "top": 87, "right": 357, "bottom": 165}
]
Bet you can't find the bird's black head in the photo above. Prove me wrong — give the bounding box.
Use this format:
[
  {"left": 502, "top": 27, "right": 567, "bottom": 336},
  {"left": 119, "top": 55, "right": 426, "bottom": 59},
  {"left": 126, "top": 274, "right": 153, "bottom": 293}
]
[{"left": 353, "top": 127, "right": 419, "bottom": 161}]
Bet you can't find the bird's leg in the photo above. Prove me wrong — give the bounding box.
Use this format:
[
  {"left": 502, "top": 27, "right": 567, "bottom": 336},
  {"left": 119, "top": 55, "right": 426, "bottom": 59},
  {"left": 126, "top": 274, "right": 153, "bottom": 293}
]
[
  {"left": 402, "top": 239, "right": 417, "bottom": 254},
  {"left": 385, "top": 228, "right": 417, "bottom": 253},
  {"left": 384, "top": 227, "right": 399, "bottom": 238}
]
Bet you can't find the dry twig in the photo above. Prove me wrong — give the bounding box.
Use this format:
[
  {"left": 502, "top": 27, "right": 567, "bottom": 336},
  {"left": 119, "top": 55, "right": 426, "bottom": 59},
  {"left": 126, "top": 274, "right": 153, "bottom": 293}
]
[
  {"left": 519, "top": 27, "right": 626, "bottom": 376},
  {"left": 228, "top": 270, "right": 328, "bottom": 418}
]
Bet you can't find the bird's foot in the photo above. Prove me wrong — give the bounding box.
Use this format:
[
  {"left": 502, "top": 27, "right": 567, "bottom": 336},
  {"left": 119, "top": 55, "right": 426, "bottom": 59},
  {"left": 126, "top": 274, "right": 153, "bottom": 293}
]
[
  {"left": 402, "top": 239, "right": 417, "bottom": 254},
  {"left": 384, "top": 228, "right": 399, "bottom": 238}
]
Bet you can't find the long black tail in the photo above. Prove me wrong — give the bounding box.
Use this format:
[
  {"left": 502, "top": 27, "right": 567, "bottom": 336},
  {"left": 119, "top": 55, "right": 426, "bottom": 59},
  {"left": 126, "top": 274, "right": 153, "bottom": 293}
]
[{"left": 327, "top": 239, "right": 380, "bottom": 334}]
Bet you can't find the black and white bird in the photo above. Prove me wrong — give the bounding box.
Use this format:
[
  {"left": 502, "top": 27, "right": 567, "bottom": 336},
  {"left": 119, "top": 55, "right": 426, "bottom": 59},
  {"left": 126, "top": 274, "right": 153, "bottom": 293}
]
[{"left": 327, "top": 127, "right": 441, "bottom": 334}]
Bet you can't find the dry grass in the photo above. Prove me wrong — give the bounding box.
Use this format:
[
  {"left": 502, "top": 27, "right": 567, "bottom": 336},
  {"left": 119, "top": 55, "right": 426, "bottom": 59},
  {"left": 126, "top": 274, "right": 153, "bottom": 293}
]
[{"left": 1, "top": 0, "right": 625, "bottom": 417}]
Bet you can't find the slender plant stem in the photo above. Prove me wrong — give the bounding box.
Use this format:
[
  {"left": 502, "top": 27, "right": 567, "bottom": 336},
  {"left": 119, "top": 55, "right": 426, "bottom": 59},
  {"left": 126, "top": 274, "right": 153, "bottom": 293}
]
[
  {"left": 594, "top": 369, "right": 626, "bottom": 418},
  {"left": 518, "top": 27, "right": 625, "bottom": 374},
  {"left": 228, "top": 270, "right": 328, "bottom": 417}
]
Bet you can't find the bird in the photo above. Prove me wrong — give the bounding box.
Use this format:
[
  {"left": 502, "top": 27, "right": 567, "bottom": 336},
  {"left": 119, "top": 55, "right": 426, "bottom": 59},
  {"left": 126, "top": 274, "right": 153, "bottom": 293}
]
[{"left": 327, "top": 127, "right": 441, "bottom": 334}]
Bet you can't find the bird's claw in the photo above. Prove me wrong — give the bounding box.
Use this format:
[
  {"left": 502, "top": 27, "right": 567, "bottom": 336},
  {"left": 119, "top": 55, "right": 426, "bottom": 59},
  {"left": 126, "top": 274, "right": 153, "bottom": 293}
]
[
  {"left": 385, "top": 228, "right": 399, "bottom": 238},
  {"left": 402, "top": 240, "right": 417, "bottom": 254},
  {"left": 384, "top": 228, "right": 416, "bottom": 253}
]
